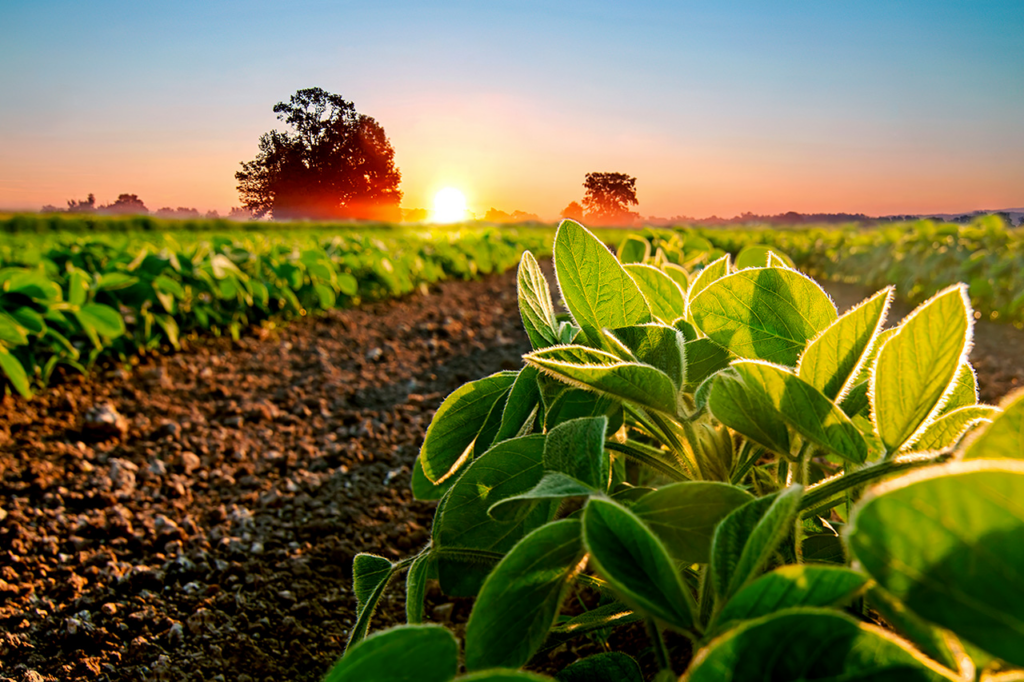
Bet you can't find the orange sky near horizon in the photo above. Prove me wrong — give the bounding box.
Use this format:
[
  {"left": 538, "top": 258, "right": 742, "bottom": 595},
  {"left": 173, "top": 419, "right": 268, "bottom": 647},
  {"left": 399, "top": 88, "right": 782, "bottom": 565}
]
[{"left": 2, "top": 2, "right": 1022, "bottom": 221}]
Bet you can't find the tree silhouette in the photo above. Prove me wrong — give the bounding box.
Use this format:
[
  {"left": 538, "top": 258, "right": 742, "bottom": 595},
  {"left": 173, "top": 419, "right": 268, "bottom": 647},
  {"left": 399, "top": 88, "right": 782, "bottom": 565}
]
[
  {"left": 101, "top": 194, "right": 148, "bottom": 215},
  {"left": 581, "top": 172, "right": 639, "bottom": 225},
  {"left": 560, "top": 201, "right": 584, "bottom": 221},
  {"left": 236, "top": 88, "right": 402, "bottom": 221}
]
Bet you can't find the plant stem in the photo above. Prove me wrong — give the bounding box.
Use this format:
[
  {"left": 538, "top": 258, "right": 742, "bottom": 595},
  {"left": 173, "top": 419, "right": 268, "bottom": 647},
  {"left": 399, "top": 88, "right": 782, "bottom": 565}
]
[
  {"left": 646, "top": 618, "right": 673, "bottom": 675},
  {"left": 605, "top": 440, "right": 691, "bottom": 482},
  {"left": 798, "top": 452, "right": 948, "bottom": 518}
]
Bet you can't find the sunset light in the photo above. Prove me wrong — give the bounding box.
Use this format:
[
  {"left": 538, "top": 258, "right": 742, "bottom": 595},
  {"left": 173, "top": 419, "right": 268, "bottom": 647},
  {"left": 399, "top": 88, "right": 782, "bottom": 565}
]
[{"left": 432, "top": 187, "right": 468, "bottom": 223}]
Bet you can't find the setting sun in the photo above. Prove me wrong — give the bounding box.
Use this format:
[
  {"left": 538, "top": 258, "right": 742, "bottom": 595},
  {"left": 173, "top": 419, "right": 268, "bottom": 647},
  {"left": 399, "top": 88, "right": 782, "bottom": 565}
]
[{"left": 432, "top": 187, "right": 468, "bottom": 223}]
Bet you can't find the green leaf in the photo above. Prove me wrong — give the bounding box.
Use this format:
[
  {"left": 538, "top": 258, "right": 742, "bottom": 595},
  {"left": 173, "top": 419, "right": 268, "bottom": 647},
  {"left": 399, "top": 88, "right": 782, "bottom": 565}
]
[
  {"left": 909, "top": 405, "right": 999, "bottom": 452},
  {"left": 687, "top": 253, "right": 730, "bottom": 303},
  {"left": 617, "top": 234, "right": 651, "bottom": 264},
  {"left": 711, "top": 485, "right": 803, "bottom": 602},
  {"left": 713, "top": 565, "right": 867, "bottom": 633},
  {"left": 488, "top": 472, "right": 599, "bottom": 522},
  {"left": 553, "top": 220, "right": 652, "bottom": 349},
  {"left": 418, "top": 372, "right": 518, "bottom": 483},
  {"left": 938, "top": 363, "right": 978, "bottom": 416},
  {"left": 798, "top": 287, "right": 892, "bottom": 401},
  {"left": 847, "top": 460, "right": 1024, "bottom": 666},
  {"left": 518, "top": 251, "right": 560, "bottom": 349},
  {"left": 474, "top": 386, "right": 512, "bottom": 457},
  {"left": 0, "top": 349, "right": 31, "bottom": 398},
  {"left": 494, "top": 366, "right": 541, "bottom": 444},
  {"left": 411, "top": 456, "right": 456, "bottom": 501},
  {"left": 685, "top": 609, "right": 958, "bottom": 681},
  {"left": 434, "top": 435, "right": 555, "bottom": 594},
  {"left": 324, "top": 625, "right": 458, "bottom": 682},
  {"left": 556, "top": 652, "right": 643, "bottom": 682},
  {"left": 152, "top": 274, "right": 185, "bottom": 297},
  {"left": 405, "top": 554, "right": 431, "bottom": 624},
  {"left": 963, "top": 388, "right": 1024, "bottom": 460},
  {"left": 605, "top": 324, "right": 686, "bottom": 390},
  {"left": 68, "top": 268, "right": 89, "bottom": 307},
  {"left": 75, "top": 303, "right": 125, "bottom": 340},
  {"left": 95, "top": 272, "right": 138, "bottom": 291},
  {"left": 735, "top": 245, "right": 786, "bottom": 270},
  {"left": 866, "top": 585, "right": 963, "bottom": 673},
  {"left": 464, "top": 519, "right": 585, "bottom": 671},
  {"left": 707, "top": 369, "right": 790, "bottom": 455},
  {"left": 631, "top": 482, "right": 754, "bottom": 565},
  {"left": 722, "top": 361, "right": 868, "bottom": 463},
  {"left": 871, "top": 285, "right": 972, "bottom": 455},
  {"left": 314, "top": 282, "right": 336, "bottom": 308},
  {"left": 525, "top": 345, "right": 678, "bottom": 417},
  {"left": 348, "top": 554, "right": 395, "bottom": 649},
  {"left": 682, "top": 338, "right": 732, "bottom": 394},
  {"left": 544, "top": 416, "right": 609, "bottom": 489},
  {"left": 0, "top": 313, "right": 29, "bottom": 345},
  {"left": 690, "top": 267, "right": 837, "bottom": 367},
  {"left": 545, "top": 388, "right": 622, "bottom": 433},
  {"left": 661, "top": 263, "right": 691, "bottom": 292},
  {"left": 582, "top": 498, "right": 696, "bottom": 630},
  {"left": 623, "top": 263, "right": 687, "bottom": 323}
]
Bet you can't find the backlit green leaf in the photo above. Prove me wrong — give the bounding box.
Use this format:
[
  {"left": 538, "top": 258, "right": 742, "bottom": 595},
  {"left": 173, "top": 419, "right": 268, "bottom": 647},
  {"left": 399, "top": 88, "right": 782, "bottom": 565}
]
[
  {"left": 617, "top": 234, "right": 651, "bottom": 264},
  {"left": 525, "top": 345, "right": 678, "bottom": 417},
  {"left": 687, "top": 253, "right": 730, "bottom": 303},
  {"left": 325, "top": 625, "right": 457, "bottom": 682},
  {"left": 518, "top": 251, "right": 560, "bottom": 349},
  {"left": 465, "top": 519, "right": 585, "bottom": 671},
  {"left": 418, "top": 372, "right": 518, "bottom": 484},
  {"left": 554, "top": 220, "right": 652, "bottom": 348},
  {"left": 623, "top": 263, "right": 687, "bottom": 323},
  {"left": 847, "top": 460, "right": 1024, "bottom": 666},
  {"left": 798, "top": 287, "right": 891, "bottom": 401},
  {"left": 962, "top": 388, "right": 1024, "bottom": 460},
  {"left": 685, "top": 609, "right": 958, "bottom": 681},
  {"left": 583, "top": 498, "right": 696, "bottom": 630},
  {"left": 690, "top": 267, "right": 837, "bottom": 367},
  {"left": 544, "top": 416, "right": 609, "bottom": 489},
  {"left": 0, "top": 349, "right": 31, "bottom": 398},
  {"left": 908, "top": 405, "right": 998, "bottom": 452},
  {"left": 707, "top": 369, "right": 791, "bottom": 455},
  {"left": 724, "top": 361, "right": 868, "bottom": 463},
  {"left": 348, "top": 554, "right": 394, "bottom": 648},
  {"left": 711, "top": 485, "right": 803, "bottom": 602},
  {"left": 713, "top": 565, "right": 867, "bottom": 633},
  {"left": 631, "top": 482, "right": 754, "bottom": 565},
  {"left": 871, "top": 285, "right": 971, "bottom": 455},
  {"left": 605, "top": 324, "right": 686, "bottom": 389}
]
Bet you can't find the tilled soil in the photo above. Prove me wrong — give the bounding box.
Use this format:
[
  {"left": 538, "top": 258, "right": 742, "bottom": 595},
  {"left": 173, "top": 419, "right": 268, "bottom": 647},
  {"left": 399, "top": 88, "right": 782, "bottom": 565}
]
[{"left": 1, "top": 266, "right": 1022, "bottom": 682}]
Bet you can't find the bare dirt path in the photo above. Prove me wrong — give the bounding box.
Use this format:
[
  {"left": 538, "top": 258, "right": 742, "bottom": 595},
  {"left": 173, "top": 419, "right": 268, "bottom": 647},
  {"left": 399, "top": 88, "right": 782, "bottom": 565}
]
[{"left": 1, "top": 265, "right": 1021, "bottom": 682}]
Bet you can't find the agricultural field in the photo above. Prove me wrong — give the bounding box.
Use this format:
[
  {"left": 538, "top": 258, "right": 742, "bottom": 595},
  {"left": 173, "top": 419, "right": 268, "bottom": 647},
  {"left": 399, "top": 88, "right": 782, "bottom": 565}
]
[{"left": 1, "top": 216, "right": 1024, "bottom": 681}]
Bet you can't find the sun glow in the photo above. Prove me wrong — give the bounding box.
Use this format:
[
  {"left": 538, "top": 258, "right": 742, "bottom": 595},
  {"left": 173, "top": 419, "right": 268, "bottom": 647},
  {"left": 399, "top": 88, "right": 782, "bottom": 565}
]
[{"left": 432, "top": 187, "right": 468, "bottom": 223}]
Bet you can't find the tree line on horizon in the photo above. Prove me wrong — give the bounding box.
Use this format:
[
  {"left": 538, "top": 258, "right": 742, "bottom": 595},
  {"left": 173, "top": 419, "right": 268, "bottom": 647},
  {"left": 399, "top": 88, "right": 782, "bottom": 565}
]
[{"left": 35, "top": 87, "right": 1021, "bottom": 227}]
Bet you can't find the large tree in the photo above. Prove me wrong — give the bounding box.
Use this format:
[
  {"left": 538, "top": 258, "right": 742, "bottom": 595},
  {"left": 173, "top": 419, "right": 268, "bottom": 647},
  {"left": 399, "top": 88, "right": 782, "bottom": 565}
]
[
  {"left": 236, "top": 88, "right": 402, "bottom": 220},
  {"left": 581, "top": 172, "right": 639, "bottom": 225}
]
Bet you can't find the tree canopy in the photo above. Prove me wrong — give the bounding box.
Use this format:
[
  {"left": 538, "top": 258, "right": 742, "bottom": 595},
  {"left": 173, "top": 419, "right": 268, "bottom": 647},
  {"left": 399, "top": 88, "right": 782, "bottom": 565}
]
[
  {"left": 236, "top": 88, "right": 402, "bottom": 221},
  {"left": 581, "top": 172, "right": 639, "bottom": 225}
]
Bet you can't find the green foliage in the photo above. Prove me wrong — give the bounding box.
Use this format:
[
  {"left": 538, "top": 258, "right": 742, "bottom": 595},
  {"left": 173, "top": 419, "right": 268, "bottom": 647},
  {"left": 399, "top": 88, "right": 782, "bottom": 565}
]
[
  {"left": 327, "top": 222, "right": 1023, "bottom": 680},
  {"left": 0, "top": 224, "right": 548, "bottom": 398}
]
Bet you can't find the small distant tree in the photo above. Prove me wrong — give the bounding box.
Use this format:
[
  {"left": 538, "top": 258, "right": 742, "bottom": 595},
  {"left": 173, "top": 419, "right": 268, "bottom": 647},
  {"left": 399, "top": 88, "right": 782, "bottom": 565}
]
[
  {"left": 510, "top": 210, "right": 539, "bottom": 222},
  {"left": 101, "top": 194, "right": 148, "bottom": 215},
  {"left": 236, "top": 87, "right": 402, "bottom": 221},
  {"left": 581, "top": 172, "right": 639, "bottom": 225},
  {"left": 205, "top": 210, "right": 220, "bottom": 220},
  {"left": 560, "top": 201, "right": 584, "bottom": 221},
  {"left": 485, "top": 208, "right": 511, "bottom": 222},
  {"left": 66, "top": 193, "right": 96, "bottom": 213}
]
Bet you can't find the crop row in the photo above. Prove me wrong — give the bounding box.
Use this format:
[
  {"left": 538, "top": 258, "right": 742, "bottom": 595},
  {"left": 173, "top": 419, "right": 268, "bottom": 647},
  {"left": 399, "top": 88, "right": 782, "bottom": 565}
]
[
  {"left": 0, "top": 227, "right": 548, "bottom": 398},
  {"left": 332, "top": 221, "right": 1024, "bottom": 681},
  {"left": 695, "top": 214, "right": 1024, "bottom": 325}
]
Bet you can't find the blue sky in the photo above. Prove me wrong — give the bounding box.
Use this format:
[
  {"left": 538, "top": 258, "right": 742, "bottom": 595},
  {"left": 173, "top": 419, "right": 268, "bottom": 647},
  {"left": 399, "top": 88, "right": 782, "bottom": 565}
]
[{"left": 1, "top": 0, "right": 1021, "bottom": 217}]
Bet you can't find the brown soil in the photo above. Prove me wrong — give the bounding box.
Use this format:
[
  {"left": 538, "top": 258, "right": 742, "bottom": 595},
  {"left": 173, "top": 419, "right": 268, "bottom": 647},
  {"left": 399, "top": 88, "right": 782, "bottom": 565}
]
[{"left": 1, "top": 266, "right": 1021, "bottom": 682}]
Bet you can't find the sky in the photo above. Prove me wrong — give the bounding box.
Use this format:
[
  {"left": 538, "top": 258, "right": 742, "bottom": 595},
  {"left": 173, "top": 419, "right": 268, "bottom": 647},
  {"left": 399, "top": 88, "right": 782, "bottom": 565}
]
[{"left": 1, "top": 0, "right": 1022, "bottom": 220}]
